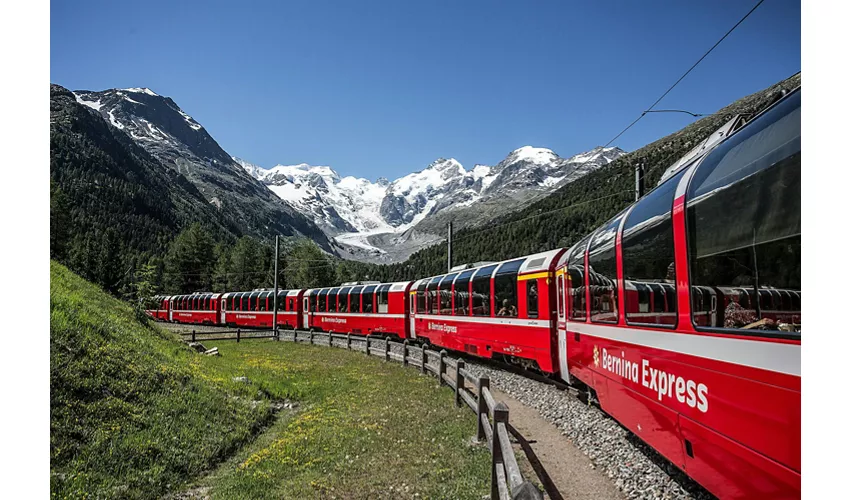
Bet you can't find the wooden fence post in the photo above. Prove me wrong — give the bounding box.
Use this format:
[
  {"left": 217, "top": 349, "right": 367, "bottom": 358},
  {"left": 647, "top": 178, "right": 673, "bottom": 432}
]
[
  {"left": 402, "top": 340, "right": 409, "bottom": 366},
  {"left": 455, "top": 359, "right": 465, "bottom": 407},
  {"left": 492, "top": 402, "right": 508, "bottom": 500},
  {"left": 192, "top": 329, "right": 195, "bottom": 343},
  {"left": 384, "top": 338, "right": 390, "bottom": 361},
  {"left": 420, "top": 348, "right": 427, "bottom": 374},
  {"left": 477, "top": 375, "right": 489, "bottom": 442},
  {"left": 347, "top": 333, "right": 351, "bottom": 350},
  {"left": 365, "top": 335, "right": 371, "bottom": 355},
  {"left": 237, "top": 328, "right": 241, "bottom": 343},
  {"left": 438, "top": 350, "right": 447, "bottom": 386},
  {"left": 309, "top": 330, "right": 314, "bottom": 344}
]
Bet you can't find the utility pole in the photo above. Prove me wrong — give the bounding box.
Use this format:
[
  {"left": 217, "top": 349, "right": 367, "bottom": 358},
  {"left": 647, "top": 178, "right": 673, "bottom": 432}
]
[
  {"left": 273, "top": 235, "right": 279, "bottom": 332},
  {"left": 447, "top": 221, "right": 453, "bottom": 272},
  {"left": 635, "top": 163, "right": 645, "bottom": 201}
]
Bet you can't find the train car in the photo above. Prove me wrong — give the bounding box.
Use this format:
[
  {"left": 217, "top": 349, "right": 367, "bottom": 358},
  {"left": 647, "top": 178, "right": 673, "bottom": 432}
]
[
  {"left": 220, "top": 289, "right": 305, "bottom": 329},
  {"left": 167, "top": 292, "right": 221, "bottom": 325},
  {"left": 302, "top": 281, "right": 412, "bottom": 338},
  {"left": 554, "top": 87, "right": 801, "bottom": 499},
  {"left": 410, "top": 249, "right": 566, "bottom": 373},
  {"left": 144, "top": 295, "right": 171, "bottom": 321}
]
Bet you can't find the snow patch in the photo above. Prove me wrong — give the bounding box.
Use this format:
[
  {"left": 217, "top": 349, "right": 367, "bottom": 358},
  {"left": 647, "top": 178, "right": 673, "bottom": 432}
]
[
  {"left": 74, "top": 93, "right": 103, "bottom": 111},
  {"left": 123, "top": 87, "right": 159, "bottom": 96}
]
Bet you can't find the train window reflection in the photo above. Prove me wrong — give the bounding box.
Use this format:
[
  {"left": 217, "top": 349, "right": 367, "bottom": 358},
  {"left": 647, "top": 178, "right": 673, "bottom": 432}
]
[
  {"left": 362, "top": 286, "right": 376, "bottom": 313},
  {"left": 376, "top": 285, "right": 390, "bottom": 313},
  {"left": 567, "top": 234, "right": 592, "bottom": 321},
  {"left": 527, "top": 279, "right": 539, "bottom": 319},
  {"left": 622, "top": 169, "right": 683, "bottom": 327},
  {"left": 588, "top": 216, "right": 622, "bottom": 323},
  {"left": 426, "top": 277, "right": 440, "bottom": 314},
  {"left": 453, "top": 270, "right": 475, "bottom": 316},
  {"left": 687, "top": 90, "right": 801, "bottom": 335},
  {"left": 472, "top": 265, "right": 498, "bottom": 317},
  {"left": 439, "top": 274, "right": 458, "bottom": 315},
  {"left": 350, "top": 286, "right": 363, "bottom": 313}
]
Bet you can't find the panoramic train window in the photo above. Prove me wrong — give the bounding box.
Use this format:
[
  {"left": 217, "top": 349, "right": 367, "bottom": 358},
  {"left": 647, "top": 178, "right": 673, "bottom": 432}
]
[
  {"left": 687, "top": 90, "right": 801, "bottom": 335},
  {"left": 317, "top": 289, "right": 327, "bottom": 311},
  {"left": 453, "top": 269, "right": 475, "bottom": 315},
  {"left": 328, "top": 288, "right": 339, "bottom": 313},
  {"left": 251, "top": 292, "right": 261, "bottom": 311},
  {"left": 257, "top": 292, "right": 267, "bottom": 311},
  {"left": 472, "top": 265, "right": 498, "bottom": 317},
  {"left": 376, "top": 284, "right": 390, "bottom": 313},
  {"left": 416, "top": 281, "right": 427, "bottom": 313},
  {"left": 621, "top": 169, "right": 684, "bottom": 327},
  {"left": 527, "top": 279, "right": 539, "bottom": 319},
  {"left": 588, "top": 216, "right": 622, "bottom": 324},
  {"left": 494, "top": 259, "right": 524, "bottom": 317},
  {"left": 427, "top": 277, "right": 440, "bottom": 314},
  {"left": 439, "top": 273, "right": 458, "bottom": 315},
  {"left": 568, "top": 234, "right": 592, "bottom": 321},
  {"left": 362, "top": 285, "right": 376, "bottom": 313},
  {"left": 338, "top": 287, "right": 351, "bottom": 313},
  {"left": 350, "top": 286, "right": 363, "bottom": 313},
  {"left": 308, "top": 293, "right": 317, "bottom": 312}
]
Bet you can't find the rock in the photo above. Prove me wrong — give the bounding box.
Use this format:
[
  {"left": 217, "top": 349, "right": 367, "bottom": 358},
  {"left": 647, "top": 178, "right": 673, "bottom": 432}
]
[{"left": 232, "top": 376, "right": 250, "bottom": 383}]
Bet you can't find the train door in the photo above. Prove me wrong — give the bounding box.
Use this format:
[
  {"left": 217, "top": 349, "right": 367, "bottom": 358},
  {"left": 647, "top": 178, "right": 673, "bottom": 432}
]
[
  {"left": 303, "top": 296, "right": 310, "bottom": 329},
  {"left": 220, "top": 297, "right": 227, "bottom": 325},
  {"left": 168, "top": 298, "right": 174, "bottom": 322},
  {"left": 409, "top": 293, "right": 416, "bottom": 339},
  {"left": 556, "top": 272, "right": 570, "bottom": 383}
]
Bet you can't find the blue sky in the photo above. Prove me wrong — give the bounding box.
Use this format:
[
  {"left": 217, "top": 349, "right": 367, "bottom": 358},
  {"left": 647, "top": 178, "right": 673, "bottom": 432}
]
[{"left": 51, "top": 0, "right": 800, "bottom": 180}]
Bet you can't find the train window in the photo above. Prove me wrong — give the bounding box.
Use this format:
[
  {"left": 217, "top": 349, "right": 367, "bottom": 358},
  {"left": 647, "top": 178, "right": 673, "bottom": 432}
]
[
  {"left": 338, "top": 287, "right": 351, "bottom": 313},
  {"left": 622, "top": 169, "right": 684, "bottom": 327},
  {"left": 568, "top": 234, "right": 592, "bottom": 321},
  {"left": 309, "top": 292, "right": 317, "bottom": 312},
  {"left": 557, "top": 274, "right": 565, "bottom": 318},
  {"left": 376, "top": 284, "right": 390, "bottom": 313},
  {"left": 588, "top": 216, "right": 622, "bottom": 324},
  {"left": 328, "top": 288, "right": 339, "bottom": 312},
  {"left": 687, "top": 90, "right": 801, "bottom": 335},
  {"left": 494, "top": 259, "right": 524, "bottom": 317},
  {"left": 249, "top": 292, "right": 259, "bottom": 311},
  {"left": 241, "top": 292, "right": 249, "bottom": 311},
  {"left": 453, "top": 269, "right": 475, "bottom": 315},
  {"left": 230, "top": 294, "right": 237, "bottom": 311},
  {"left": 255, "top": 292, "right": 264, "bottom": 311},
  {"left": 416, "top": 281, "right": 427, "bottom": 313},
  {"left": 362, "top": 285, "right": 376, "bottom": 313},
  {"left": 439, "top": 274, "right": 458, "bottom": 315},
  {"left": 426, "top": 277, "right": 441, "bottom": 314},
  {"left": 350, "top": 286, "right": 363, "bottom": 313},
  {"left": 527, "top": 279, "right": 539, "bottom": 319},
  {"left": 317, "top": 289, "right": 327, "bottom": 311},
  {"left": 472, "top": 265, "right": 498, "bottom": 317}
]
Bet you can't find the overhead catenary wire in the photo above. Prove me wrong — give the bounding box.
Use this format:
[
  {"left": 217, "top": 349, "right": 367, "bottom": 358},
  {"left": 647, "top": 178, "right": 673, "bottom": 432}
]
[{"left": 446, "top": 0, "right": 767, "bottom": 248}]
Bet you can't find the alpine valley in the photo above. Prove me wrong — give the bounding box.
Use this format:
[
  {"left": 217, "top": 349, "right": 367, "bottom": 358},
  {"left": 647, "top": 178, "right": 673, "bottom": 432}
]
[
  {"left": 236, "top": 145, "right": 623, "bottom": 263},
  {"left": 65, "top": 85, "right": 624, "bottom": 264}
]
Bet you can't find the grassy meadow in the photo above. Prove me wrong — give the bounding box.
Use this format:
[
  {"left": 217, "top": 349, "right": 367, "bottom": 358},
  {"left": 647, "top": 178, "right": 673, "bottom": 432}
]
[{"left": 50, "top": 261, "right": 490, "bottom": 499}]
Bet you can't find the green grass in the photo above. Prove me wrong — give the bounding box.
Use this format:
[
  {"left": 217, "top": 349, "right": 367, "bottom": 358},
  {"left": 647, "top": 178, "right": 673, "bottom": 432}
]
[
  {"left": 190, "top": 342, "right": 491, "bottom": 499},
  {"left": 50, "top": 261, "right": 490, "bottom": 499}
]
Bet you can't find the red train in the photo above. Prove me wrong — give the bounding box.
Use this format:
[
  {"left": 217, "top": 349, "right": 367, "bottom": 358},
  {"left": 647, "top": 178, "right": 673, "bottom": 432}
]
[{"left": 147, "top": 87, "right": 801, "bottom": 499}]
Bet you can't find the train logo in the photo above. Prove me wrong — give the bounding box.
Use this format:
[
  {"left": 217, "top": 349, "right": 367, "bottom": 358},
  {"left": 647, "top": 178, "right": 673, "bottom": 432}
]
[{"left": 593, "top": 345, "right": 600, "bottom": 368}]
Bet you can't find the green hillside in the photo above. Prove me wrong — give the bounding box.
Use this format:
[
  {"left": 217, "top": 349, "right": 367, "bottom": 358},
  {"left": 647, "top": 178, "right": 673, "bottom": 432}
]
[{"left": 50, "top": 261, "right": 273, "bottom": 498}]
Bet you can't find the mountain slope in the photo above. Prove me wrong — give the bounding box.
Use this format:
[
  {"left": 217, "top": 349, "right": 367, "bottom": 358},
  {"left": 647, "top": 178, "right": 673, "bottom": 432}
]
[
  {"left": 50, "top": 84, "right": 239, "bottom": 288},
  {"left": 71, "top": 87, "right": 331, "bottom": 249},
  {"left": 239, "top": 145, "right": 624, "bottom": 262}
]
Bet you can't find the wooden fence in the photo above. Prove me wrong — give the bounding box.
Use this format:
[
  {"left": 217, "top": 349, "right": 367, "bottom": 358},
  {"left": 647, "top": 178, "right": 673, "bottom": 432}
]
[{"left": 182, "top": 328, "right": 543, "bottom": 499}]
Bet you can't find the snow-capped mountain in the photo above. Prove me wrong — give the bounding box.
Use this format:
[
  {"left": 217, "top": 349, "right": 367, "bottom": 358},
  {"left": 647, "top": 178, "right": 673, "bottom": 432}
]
[
  {"left": 72, "top": 87, "right": 332, "bottom": 249},
  {"left": 239, "top": 145, "right": 624, "bottom": 260}
]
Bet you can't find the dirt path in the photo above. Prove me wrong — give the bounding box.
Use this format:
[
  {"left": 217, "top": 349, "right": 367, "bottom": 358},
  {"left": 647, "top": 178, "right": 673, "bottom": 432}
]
[{"left": 493, "top": 387, "right": 623, "bottom": 500}]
